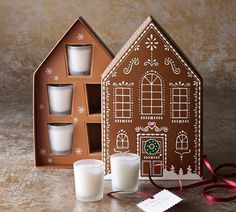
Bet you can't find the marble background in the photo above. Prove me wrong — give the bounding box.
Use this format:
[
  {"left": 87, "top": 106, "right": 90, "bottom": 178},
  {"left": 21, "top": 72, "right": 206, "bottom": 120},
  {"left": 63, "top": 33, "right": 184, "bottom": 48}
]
[{"left": 0, "top": 0, "right": 236, "bottom": 98}]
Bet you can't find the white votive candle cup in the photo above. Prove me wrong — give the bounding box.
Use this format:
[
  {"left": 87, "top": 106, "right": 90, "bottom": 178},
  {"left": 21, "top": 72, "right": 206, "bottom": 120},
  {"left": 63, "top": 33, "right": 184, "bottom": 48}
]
[
  {"left": 47, "top": 84, "right": 73, "bottom": 115},
  {"left": 66, "top": 44, "right": 93, "bottom": 76},
  {"left": 74, "top": 159, "right": 104, "bottom": 202},
  {"left": 48, "top": 123, "right": 73, "bottom": 155},
  {"left": 111, "top": 153, "right": 140, "bottom": 193}
]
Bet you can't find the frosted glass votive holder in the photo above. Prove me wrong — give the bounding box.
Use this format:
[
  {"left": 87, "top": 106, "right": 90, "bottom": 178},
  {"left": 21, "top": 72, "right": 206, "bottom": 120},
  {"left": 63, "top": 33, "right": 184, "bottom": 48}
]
[
  {"left": 66, "top": 44, "right": 93, "bottom": 76},
  {"left": 74, "top": 159, "right": 104, "bottom": 202},
  {"left": 48, "top": 123, "right": 74, "bottom": 155},
  {"left": 47, "top": 84, "right": 73, "bottom": 115},
  {"left": 111, "top": 153, "right": 140, "bottom": 193}
]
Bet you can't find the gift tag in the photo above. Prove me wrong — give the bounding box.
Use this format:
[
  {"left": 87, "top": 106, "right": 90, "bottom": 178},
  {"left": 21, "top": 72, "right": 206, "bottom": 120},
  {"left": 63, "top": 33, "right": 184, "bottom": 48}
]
[{"left": 137, "top": 189, "right": 182, "bottom": 212}]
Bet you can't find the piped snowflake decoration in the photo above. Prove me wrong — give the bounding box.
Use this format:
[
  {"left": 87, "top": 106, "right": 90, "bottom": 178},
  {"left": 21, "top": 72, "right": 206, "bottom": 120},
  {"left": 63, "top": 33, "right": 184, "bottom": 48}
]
[
  {"left": 75, "top": 147, "right": 83, "bottom": 155},
  {"left": 77, "top": 106, "right": 86, "bottom": 114},
  {"left": 77, "top": 33, "right": 85, "bottom": 40},
  {"left": 39, "top": 148, "right": 46, "bottom": 156},
  {"left": 39, "top": 104, "right": 44, "bottom": 110},
  {"left": 48, "top": 158, "right": 52, "bottom": 163},
  {"left": 145, "top": 34, "right": 158, "bottom": 51},
  {"left": 133, "top": 44, "right": 140, "bottom": 51},
  {"left": 105, "top": 80, "right": 111, "bottom": 86},
  {"left": 164, "top": 44, "right": 170, "bottom": 51},
  {"left": 111, "top": 71, "right": 117, "bottom": 77},
  {"left": 46, "top": 67, "right": 53, "bottom": 75},
  {"left": 187, "top": 70, "right": 193, "bottom": 78},
  {"left": 54, "top": 76, "right": 59, "bottom": 81}
]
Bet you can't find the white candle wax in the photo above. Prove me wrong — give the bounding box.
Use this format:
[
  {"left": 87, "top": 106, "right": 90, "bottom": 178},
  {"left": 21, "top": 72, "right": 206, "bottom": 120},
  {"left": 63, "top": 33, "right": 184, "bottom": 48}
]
[
  {"left": 66, "top": 45, "right": 93, "bottom": 76},
  {"left": 47, "top": 84, "right": 73, "bottom": 115},
  {"left": 48, "top": 123, "right": 73, "bottom": 155},
  {"left": 111, "top": 153, "right": 140, "bottom": 192},
  {"left": 74, "top": 159, "right": 104, "bottom": 202}
]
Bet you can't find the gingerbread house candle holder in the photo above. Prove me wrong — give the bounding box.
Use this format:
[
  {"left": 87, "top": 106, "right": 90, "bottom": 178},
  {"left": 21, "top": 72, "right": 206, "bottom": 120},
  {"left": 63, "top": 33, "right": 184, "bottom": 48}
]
[
  {"left": 102, "top": 16, "right": 203, "bottom": 180},
  {"left": 33, "top": 17, "right": 113, "bottom": 167}
]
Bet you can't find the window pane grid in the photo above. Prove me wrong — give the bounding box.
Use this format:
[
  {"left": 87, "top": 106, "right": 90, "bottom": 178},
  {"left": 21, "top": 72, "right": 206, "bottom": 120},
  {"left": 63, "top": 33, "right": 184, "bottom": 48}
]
[
  {"left": 142, "top": 106, "right": 163, "bottom": 108},
  {"left": 116, "top": 133, "right": 129, "bottom": 149},
  {"left": 176, "top": 134, "right": 188, "bottom": 150},
  {"left": 142, "top": 91, "right": 162, "bottom": 93},
  {"left": 172, "top": 88, "right": 188, "bottom": 119},
  {"left": 115, "top": 102, "right": 131, "bottom": 104},
  {"left": 142, "top": 98, "right": 162, "bottom": 100},
  {"left": 115, "top": 87, "right": 131, "bottom": 118}
]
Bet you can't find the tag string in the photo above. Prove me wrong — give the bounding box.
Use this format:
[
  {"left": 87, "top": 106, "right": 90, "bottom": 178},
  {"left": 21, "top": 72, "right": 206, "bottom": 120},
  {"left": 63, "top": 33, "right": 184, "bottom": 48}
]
[{"left": 107, "top": 155, "right": 236, "bottom": 202}]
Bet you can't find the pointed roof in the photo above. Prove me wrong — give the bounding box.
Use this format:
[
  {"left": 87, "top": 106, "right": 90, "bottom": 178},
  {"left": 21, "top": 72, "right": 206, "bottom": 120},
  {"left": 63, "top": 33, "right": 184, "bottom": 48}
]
[
  {"left": 34, "top": 17, "right": 113, "bottom": 76},
  {"left": 102, "top": 16, "right": 201, "bottom": 80}
]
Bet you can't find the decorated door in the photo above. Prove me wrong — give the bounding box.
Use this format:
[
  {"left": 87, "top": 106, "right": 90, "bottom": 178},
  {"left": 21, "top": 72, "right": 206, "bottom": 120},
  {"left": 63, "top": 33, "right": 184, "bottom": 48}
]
[{"left": 137, "top": 134, "right": 166, "bottom": 177}]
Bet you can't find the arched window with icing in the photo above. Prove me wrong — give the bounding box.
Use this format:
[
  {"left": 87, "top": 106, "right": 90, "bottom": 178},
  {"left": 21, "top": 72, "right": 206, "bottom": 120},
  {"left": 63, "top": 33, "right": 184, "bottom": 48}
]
[
  {"left": 141, "top": 72, "right": 163, "bottom": 115},
  {"left": 116, "top": 132, "right": 129, "bottom": 149},
  {"left": 176, "top": 133, "right": 188, "bottom": 150}
]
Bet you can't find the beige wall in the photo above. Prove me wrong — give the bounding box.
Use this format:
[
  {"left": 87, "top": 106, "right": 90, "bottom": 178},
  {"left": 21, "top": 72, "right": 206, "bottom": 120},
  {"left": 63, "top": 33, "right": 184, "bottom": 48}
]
[{"left": 0, "top": 0, "right": 235, "bottom": 96}]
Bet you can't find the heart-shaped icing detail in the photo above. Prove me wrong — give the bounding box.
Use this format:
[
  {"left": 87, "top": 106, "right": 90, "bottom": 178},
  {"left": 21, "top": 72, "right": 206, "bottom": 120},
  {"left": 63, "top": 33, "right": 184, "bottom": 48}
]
[{"left": 148, "top": 122, "right": 156, "bottom": 129}]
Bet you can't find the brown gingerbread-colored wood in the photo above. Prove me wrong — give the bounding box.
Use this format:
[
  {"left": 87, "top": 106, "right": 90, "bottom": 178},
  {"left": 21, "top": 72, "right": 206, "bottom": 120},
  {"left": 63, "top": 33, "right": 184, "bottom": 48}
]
[
  {"left": 33, "top": 17, "right": 113, "bottom": 167},
  {"left": 102, "top": 16, "right": 203, "bottom": 180}
]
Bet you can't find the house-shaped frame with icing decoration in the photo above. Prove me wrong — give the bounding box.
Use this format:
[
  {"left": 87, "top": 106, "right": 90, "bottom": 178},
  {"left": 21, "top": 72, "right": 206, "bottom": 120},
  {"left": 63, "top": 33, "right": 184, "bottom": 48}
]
[{"left": 102, "top": 16, "right": 203, "bottom": 180}]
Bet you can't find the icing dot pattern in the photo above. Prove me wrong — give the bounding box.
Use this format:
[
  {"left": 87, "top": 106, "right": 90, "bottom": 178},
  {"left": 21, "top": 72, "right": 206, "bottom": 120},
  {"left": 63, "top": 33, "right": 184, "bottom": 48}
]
[{"left": 145, "top": 139, "right": 159, "bottom": 155}]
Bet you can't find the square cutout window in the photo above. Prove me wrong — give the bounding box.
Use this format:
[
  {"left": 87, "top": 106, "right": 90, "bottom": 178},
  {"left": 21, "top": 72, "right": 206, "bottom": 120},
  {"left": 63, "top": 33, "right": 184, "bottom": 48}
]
[
  {"left": 86, "top": 84, "right": 101, "bottom": 114},
  {"left": 87, "top": 123, "right": 101, "bottom": 154}
]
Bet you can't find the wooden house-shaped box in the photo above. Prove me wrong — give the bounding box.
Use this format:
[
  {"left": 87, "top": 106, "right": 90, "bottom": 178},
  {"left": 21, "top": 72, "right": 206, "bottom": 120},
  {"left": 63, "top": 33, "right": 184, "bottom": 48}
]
[
  {"left": 102, "top": 16, "right": 202, "bottom": 180},
  {"left": 33, "top": 17, "right": 113, "bottom": 167}
]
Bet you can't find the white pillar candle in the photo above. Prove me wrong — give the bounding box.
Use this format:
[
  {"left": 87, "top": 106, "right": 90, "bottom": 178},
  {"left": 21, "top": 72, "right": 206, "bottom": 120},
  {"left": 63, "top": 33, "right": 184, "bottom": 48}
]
[
  {"left": 111, "top": 153, "right": 140, "bottom": 193},
  {"left": 48, "top": 123, "right": 73, "bottom": 155},
  {"left": 66, "top": 44, "right": 93, "bottom": 76},
  {"left": 73, "top": 159, "right": 104, "bottom": 202},
  {"left": 47, "top": 84, "right": 73, "bottom": 115}
]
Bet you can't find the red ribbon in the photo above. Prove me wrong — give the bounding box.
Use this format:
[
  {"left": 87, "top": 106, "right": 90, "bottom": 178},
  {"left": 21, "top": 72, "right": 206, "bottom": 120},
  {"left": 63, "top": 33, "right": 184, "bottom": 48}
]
[
  {"left": 107, "top": 155, "right": 236, "bottom": 202},
  {"left": 149, "top": 156, "right": 236, "bottom": 202}
]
